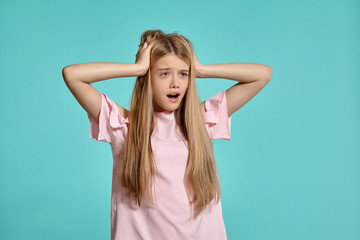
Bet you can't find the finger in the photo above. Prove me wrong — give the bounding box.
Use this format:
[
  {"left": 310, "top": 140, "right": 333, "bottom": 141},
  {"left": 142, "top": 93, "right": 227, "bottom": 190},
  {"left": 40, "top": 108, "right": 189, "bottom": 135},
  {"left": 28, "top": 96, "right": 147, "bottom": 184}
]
[
  {"left": 148, "top": 40, "right": 157, "bottom": 48},
  {"left": 144, "top": 40, "right": 156, "bottom": 49}
]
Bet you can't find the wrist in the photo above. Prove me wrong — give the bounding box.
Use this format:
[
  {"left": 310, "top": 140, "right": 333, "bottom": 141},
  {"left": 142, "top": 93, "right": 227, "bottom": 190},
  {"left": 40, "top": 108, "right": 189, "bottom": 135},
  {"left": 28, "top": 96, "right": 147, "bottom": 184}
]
[
  {"left": 196, "top": 64, "right": 206, "bottom": 78},
  {"left": 134, "top": 63, "right": 148, "bottom": 76}
]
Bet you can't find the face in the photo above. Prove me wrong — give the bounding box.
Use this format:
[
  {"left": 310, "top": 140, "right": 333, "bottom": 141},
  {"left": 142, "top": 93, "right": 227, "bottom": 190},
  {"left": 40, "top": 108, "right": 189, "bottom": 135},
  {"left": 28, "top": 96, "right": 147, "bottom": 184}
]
[{"left": 150, "top": 53, "right": 190, "bottom": 112}]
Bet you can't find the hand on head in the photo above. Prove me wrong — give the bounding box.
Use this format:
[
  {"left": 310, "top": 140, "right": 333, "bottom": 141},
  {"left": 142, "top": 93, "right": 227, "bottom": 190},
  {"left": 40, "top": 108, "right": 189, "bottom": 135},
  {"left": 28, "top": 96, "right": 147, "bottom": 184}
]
[
  {"left": 192, "top": 52, "right": 203, "bottom": 78},
  {"left": 135, "top": 40, "right": 157, "bottom": 76}
]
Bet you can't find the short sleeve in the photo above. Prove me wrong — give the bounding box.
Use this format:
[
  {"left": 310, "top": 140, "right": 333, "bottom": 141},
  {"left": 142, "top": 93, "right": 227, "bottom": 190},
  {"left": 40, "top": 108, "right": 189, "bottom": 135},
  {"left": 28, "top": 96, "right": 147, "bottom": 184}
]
[
  {"left": 87, "top": 93, "right": 129, "bottom": 143},
  {"left": 203, "top": 90, "right": 231, "bottom": 140}
]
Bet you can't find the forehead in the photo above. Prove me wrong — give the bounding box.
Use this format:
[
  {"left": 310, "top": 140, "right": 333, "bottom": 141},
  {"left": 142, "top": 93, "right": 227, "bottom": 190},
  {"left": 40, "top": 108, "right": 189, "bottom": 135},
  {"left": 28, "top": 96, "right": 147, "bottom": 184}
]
[{"left": 152, "top": 54, "right": 189, "bottom": 69}]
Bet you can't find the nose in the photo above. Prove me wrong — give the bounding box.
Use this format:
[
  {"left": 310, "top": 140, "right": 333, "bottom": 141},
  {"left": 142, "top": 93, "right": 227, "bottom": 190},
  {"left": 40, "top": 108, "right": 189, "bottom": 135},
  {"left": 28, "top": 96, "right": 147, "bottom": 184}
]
[{"left": 170, "top": 75, "right": 179, "bottom": 89}]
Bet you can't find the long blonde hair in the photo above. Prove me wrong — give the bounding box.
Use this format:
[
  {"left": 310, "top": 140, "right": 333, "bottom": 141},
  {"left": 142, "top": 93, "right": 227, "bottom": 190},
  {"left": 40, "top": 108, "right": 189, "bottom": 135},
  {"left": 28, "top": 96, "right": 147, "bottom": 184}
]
[{"left": 117, "top": 29, "right": 221, "bottom": 218}]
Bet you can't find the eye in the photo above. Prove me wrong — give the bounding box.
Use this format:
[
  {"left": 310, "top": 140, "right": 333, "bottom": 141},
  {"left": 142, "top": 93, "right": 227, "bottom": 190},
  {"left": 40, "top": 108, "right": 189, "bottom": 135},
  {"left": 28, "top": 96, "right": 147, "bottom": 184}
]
[
  {"left": 180, "top": 73, "right": 188, "bottom": 77},
  {"left": 161, "top": 72, "right": 168, "bottom": 77}
]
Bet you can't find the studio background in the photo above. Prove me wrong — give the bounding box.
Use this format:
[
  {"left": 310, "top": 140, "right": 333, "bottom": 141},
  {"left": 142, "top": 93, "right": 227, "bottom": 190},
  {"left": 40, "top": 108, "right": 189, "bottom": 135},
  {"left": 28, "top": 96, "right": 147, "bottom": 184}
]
[{"left": 0, "top": 0, "right": 359, "bottom": 239}]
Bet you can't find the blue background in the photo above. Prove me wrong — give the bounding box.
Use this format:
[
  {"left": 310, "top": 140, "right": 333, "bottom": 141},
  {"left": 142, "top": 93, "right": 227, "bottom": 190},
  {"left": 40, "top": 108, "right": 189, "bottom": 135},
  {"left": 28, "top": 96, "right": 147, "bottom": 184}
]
[{"left": 1, "top": 0, "right": 359, "bottom": 239}]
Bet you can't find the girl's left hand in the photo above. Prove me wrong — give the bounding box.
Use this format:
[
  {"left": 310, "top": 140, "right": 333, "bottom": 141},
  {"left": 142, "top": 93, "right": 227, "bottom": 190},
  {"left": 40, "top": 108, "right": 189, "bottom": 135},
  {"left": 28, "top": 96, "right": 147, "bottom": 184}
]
[{"left": 193, "top": 53, "right": 203, "bottom": 78}]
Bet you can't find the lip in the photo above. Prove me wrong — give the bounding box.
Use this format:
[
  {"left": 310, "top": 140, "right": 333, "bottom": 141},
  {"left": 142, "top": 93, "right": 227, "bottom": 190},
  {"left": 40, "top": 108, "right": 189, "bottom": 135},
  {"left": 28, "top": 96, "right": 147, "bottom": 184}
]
[
  {"left": 168, "top": 96, "right": 179, "bottom": 102},
  {"left": 167, "top": 91, "right": 180, "bottom": 95},
  {"left": 166, "top": 92, "right": 181, "bottom": 102}
]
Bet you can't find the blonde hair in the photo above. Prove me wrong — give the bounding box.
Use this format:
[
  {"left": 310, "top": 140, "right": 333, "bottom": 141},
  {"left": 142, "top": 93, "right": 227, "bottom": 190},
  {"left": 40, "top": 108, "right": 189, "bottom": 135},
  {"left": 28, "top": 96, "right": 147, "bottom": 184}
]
[{"left": 117, "top": 29, "right": 221, "bottom": 218}]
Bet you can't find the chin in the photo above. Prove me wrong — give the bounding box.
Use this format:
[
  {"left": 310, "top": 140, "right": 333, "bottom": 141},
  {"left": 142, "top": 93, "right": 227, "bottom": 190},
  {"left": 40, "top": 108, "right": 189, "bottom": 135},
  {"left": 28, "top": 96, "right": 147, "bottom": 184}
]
[{"left": 157, "top": 104, "right": 180, "bottom": 112}]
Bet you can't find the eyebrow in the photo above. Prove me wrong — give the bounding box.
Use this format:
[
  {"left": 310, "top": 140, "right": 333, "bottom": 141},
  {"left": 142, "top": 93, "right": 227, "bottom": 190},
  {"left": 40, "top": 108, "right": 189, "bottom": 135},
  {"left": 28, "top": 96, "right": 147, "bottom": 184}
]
[{"left": 157, "top": 68, "right": 189, "bottom": 72}]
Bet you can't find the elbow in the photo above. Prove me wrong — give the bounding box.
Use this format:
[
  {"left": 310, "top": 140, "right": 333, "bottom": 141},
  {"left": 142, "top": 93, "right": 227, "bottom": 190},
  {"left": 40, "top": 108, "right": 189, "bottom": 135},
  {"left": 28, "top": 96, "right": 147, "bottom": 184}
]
[
  {"left": 263, "top": 66, "right": 273, "bottom": 82},
  {"left": 62, "top": 65, "right": 77, "bottom": 83}
]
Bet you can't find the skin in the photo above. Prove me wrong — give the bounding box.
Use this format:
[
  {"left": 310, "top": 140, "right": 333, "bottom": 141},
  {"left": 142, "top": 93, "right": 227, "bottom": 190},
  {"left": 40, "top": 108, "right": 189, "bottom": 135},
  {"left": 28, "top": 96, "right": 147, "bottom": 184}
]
[
  {"left": 136, "top": 40, "right": 273, "bottom": 117},
  {"left": 62, "top": 39, "right": 272, "bottom": 125},
  {"left": 149, "top": 54, "right": 189, "bottom": 112}
]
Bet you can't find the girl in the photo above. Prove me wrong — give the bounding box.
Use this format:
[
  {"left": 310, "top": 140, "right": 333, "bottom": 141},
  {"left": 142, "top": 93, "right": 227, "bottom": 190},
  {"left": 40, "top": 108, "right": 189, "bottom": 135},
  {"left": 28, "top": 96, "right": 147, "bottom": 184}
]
[{"left": 62, "top": 29, "right": 272, "bottom": 240}]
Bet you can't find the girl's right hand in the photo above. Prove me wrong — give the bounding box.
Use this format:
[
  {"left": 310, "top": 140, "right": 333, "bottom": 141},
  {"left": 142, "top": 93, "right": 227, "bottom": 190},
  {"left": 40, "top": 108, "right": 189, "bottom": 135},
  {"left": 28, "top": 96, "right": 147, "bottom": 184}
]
[{"left": 135, "top": 40, "right": 156, "bottom": 76}]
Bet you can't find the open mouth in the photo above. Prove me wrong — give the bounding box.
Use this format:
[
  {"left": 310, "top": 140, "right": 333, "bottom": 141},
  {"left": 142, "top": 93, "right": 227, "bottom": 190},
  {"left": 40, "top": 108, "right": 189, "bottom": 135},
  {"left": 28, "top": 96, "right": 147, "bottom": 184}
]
[
  {"left": 167, "top": 93, "right": 180, "bottom": 102},
  {"left": 167, "top": 94, "right": 180, "bottom": 98}
]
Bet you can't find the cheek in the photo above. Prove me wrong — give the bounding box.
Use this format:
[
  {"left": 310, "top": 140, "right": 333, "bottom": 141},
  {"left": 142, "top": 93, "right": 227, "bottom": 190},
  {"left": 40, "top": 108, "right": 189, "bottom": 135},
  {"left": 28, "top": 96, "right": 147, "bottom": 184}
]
[
  {"left": 151, "top": 75, "right": 165, "bottom": 88},
  {"left": 151, "top": 79, "right": 161, "bottom": 95},
  {"left": 183, "top": 79, "right": 189, "bottom": 90},
  {"left": 152, "top": 90, "right": 162, "bottom": 103}
]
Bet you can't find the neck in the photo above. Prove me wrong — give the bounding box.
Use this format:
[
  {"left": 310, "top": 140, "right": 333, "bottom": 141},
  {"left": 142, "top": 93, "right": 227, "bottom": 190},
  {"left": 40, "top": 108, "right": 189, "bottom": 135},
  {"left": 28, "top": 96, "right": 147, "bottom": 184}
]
[
  {"left": 154, "top": 110, "right": 176, "bottom": 120},
  {"left": 152, "top": 110, "right": 183, "bottom": 141},
  {"left": 154, "top": 109, "right": 175, "bottom": 114}
]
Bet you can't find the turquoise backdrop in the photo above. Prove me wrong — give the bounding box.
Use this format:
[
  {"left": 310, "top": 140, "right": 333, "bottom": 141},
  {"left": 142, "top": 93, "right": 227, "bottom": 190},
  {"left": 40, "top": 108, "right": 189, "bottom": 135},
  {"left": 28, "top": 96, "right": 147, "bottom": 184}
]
[{"left": 0, "top": 0, "right": 359, "bottom": 239}]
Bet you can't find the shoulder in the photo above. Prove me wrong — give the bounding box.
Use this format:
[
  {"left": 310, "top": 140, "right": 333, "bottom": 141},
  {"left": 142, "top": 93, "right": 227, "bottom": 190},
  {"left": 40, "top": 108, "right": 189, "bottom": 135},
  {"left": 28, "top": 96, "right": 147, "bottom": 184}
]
[
  {"left": 200, "top": 90, "right": 228, "bottom": 117},
  {"left": 115, "top": 102, "right": 130, "bottom": 119},
  {"left": 100, "top": 93, "right": 130, "bottom": 119}
]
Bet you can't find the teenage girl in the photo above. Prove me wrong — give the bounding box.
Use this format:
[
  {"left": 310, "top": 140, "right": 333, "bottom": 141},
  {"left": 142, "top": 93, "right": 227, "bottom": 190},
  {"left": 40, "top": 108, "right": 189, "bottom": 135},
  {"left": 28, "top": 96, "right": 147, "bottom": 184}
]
[{"left": 62, "top": 29, "right": 272, "bottom": 240}]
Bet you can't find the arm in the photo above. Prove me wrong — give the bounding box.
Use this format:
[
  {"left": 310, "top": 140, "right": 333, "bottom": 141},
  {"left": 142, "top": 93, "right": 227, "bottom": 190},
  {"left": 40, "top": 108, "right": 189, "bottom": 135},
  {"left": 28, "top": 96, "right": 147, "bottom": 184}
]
[
  {"left": 62, "top": 63, "right": 144, "bottom": 123},
  {"left": 195, "top": 55, "right": 272, "bottom": 117},
  {"left": 62, "top": 41, "right": 155, "bottom": 123},
  {"left": 63, "top": 62, "right": 146, "bottom": 83}
]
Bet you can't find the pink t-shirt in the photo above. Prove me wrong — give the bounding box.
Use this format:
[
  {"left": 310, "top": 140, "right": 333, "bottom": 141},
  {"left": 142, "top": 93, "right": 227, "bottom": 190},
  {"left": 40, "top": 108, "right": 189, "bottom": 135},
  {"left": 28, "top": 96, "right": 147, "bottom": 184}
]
[{"left": 88, "top": 90, "right": 231, "bottom": 240}]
